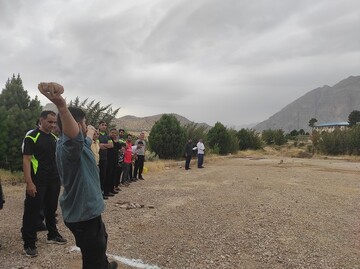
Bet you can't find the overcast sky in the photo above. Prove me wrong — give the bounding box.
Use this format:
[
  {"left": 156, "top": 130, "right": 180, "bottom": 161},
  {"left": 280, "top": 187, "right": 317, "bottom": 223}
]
[{"left": 1, "top": 0, "right": 359, "bottom": 127}]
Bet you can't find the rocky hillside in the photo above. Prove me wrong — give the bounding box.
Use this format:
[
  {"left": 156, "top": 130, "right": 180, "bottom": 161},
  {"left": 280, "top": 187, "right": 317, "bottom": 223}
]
[
  {"left": 114, "top": 113, "right": 211, "bottom": 132},
  {"left": 42, "top": 103, "right": 211, "bottom": 132},
  {"left": 254, "top": 75, "right": 360, "bottom": 133}
]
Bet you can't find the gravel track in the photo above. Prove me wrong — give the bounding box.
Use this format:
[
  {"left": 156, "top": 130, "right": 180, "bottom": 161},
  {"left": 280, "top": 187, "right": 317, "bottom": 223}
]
[{"left": 0, "top": 156, "right": 359, "bottom": 269}]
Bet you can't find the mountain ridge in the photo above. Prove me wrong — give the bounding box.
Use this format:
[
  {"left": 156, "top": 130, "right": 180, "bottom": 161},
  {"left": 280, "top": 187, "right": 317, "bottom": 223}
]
[
  {"left": 254, "top": 75, "right": 360, "bottom": 133},
  {"left": 42, "top": 103, "right": 211, "bottom": 132},
  {"left": 114, "top": 113, "right": 211, "bottom": 132},
  {"left": 43, "top": 75, "right": 360, "bottom": 133}
]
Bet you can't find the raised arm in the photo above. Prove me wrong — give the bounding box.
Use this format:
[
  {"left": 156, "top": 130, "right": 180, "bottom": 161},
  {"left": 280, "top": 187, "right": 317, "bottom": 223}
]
[{"left": 38, "top": 82, "right": 80, "bottom": 138}]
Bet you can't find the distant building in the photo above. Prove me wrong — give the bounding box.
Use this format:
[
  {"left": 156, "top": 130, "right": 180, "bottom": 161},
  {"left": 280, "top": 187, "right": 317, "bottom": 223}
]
[{"left": 314, "top": 122, "right": 349, "bottom": 133}]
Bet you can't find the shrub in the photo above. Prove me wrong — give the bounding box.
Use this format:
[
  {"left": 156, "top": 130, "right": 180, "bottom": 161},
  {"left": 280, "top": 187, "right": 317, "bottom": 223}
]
[
  {"left": 207, "top": 122, "right": 231, "bottom": 155},
  {"left": 227, "top": 129, "right": 239, "bottom": 154},
  {"left": 145, "top": 151, "right": 159, "bottom": 162},
  {"left": 237, "top": 129, "right": 262, "bottom": 150},
  {"left": 262, "top": 129, "right": 286, "bottom": 146},
  {"left": 148, "top": 114, "right": 186, "bottom": 159},
  {"left": 346, "top": 125, "right": 360, "bottom": 155},
  {"left": 184, "top": 123, "right": 208, "bottom": 144},
  {"left": 317, "top": 130, "right": 347, "bottom": 155}
]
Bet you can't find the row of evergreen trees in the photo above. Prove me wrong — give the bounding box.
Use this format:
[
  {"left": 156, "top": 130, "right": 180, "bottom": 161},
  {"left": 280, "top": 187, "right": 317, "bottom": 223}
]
[
  {"left": 147, "top": 114, "right": 285, "bottom": 159},
  {"left": 147, "top": 114, "right": 360, "bottom": 158}
]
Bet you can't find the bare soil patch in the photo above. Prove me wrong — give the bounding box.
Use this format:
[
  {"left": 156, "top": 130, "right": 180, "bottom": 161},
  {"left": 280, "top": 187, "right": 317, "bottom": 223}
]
[{"left": 0, "top": 156, "right": 360, "bottom": 269}]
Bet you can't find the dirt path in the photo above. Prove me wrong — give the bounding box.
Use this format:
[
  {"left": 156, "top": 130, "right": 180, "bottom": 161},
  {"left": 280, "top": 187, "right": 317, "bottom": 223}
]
[{"left": 1, "top": 156, "right": 360, "bottom": 268}]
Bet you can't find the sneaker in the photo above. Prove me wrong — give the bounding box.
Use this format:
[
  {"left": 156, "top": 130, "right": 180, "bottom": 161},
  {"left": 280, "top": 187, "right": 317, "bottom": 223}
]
[
  {"left": 24, "top": 247, "right": 38, "bottom": 257},
  {"left": 47, "top": 235, "right": 67, "bottom": 245},
  {"left": 108, "top": 261, "right": 118, "bottom": 269}
]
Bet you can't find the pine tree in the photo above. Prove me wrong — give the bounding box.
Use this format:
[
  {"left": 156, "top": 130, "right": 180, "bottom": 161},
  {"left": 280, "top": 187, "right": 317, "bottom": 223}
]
[
  {"left": 237, "top": 129, "right": 262, "bottom": 150},
  {"left": 183, "top": 122, "right": 208, "bottom": 145},
  {"left": 308, "top": 118, "right": 317, "bottom": 128},
  {"left": 207, "top": 122, "right": 231, "bottom": 155},
  {"left": 148, "top": 114, "right": 186, "bottom": 159},
  {"left": 348, "top": 110, "right": 360, "bottom": 127},
  {"left": 0, "top": 74, "right": 41, "bottom": 171},
  {"left": 69, "top": 97, "right": 120, "bottom": 127}
]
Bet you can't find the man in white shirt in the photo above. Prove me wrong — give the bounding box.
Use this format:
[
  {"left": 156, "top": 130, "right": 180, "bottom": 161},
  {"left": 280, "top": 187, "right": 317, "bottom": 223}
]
[{"left": 197, "top": 139, "right": 205, "bottom": 168}]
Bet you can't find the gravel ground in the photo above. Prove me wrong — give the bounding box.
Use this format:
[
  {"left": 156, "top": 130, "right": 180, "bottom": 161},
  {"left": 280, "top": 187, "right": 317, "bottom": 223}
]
[{"left": 0, "top": 156, "right": 360, "bottom": 269}]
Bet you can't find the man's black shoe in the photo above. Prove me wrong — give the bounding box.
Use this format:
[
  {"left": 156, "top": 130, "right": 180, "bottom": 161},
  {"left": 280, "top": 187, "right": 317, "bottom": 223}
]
[
  {"left": 24, "top": 247, "right": 38, "bottom": 257},
  {"left": 47, "top": 235, "right": 67, "bottom": 245},
  {"left": 104, "top": 193, "right": 115, "bottom": 197}
]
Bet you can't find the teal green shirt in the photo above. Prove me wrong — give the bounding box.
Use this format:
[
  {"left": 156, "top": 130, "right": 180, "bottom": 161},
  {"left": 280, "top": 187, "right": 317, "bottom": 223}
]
[{"left": 56, "top": 131, "right": 104, "bottom": 223}]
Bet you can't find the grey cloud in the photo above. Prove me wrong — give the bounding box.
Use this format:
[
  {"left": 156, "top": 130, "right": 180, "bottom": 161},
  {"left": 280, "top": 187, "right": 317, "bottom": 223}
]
[
  {"left": 140, "top": 1, "right": 314, "bottom": 64},
  {"left": 0, "top": 0, "right": 359, "bottom": 127}
]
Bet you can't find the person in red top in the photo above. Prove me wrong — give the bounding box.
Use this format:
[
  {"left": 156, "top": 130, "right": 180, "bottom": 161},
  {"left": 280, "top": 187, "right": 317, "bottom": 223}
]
[{"left": 121, "top": 134, "right": 133, "bottom": 184}]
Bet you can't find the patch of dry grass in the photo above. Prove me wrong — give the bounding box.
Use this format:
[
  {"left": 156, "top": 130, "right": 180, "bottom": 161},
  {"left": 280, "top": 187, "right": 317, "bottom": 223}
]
[
  {"left": 0, "top": 169, "right": 23, "bottom": 183},
  {"left": 144, "top": 154, "right": 229, "bottom": 173},
  {"left": 0, "top": 170, "right": 24, "bottom": 196},
  {"left": 2, "top": 146, "right": 358, "bottom": 185}
]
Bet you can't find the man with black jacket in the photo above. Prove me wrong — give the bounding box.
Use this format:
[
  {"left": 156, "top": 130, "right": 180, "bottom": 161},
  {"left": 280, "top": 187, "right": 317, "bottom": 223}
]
[{"left": 184, "top": 139, "right": 193, "bottom": 170}]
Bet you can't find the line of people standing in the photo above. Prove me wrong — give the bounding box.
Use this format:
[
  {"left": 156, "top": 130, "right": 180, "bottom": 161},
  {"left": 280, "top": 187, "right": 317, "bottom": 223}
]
[{"left": 91, "top": 123, "right": 147, "bottom": 200}]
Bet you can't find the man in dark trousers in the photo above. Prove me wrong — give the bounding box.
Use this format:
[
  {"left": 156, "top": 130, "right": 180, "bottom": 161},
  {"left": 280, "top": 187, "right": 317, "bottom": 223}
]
[
  {"left": 38, "top": 82, "right": 117, "bottom": 269},
  {"left": 98, "top": 121, "right": 113, "bottom": 199},
  {"left": 184, "top": 139, "right": 193, "bottom": 170},
  {"left": 22, "top": 110, "right": 67, "bottom": 257},
  {"left": 105, "top": 128, "right": 120, "bottom": 195},
  {"left": 0, "top": 180, "right": 4, "bottom": 249},
  {"left": 133, "top": 132, "right": 146, "bottom": 180}
]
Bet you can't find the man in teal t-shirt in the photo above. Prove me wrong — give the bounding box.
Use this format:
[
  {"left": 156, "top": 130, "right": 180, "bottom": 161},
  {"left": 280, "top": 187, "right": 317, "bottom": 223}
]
[{"left": 38, "top": 82, "right": 118, "bottom": 269}]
